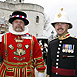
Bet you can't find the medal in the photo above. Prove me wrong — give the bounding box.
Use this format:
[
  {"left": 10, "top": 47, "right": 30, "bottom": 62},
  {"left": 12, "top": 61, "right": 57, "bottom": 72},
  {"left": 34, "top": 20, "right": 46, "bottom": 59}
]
[
  {"left": 71, "top": 50, "right": 74, "bottom": 53},
  {"left": 68, "top": 50, "right": 71, "bottom": 53},
  {"left": 62, "top": 44, "right": 65, "bottom": 52},
  {"left": 62, "top": 44, "right": 74, "bottom": 53},
  {"left": 62, "top": 49, "right": 65, "bottom": 52}
]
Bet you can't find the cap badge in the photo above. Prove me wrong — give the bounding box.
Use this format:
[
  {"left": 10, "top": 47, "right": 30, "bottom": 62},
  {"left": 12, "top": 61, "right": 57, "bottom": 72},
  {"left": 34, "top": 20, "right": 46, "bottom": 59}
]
[{"left": 57, "top": 13, "right": 62, "bottom": 18}]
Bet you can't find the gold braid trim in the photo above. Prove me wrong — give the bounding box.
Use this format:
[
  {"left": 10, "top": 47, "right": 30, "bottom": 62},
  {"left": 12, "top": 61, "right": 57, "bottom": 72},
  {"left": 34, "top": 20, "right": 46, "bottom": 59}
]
[
  {"left": 36, "top": 65, "right": 44, "bottom": 69},
  {"left": 4, "top": 59, "right": 31, "bottom": 65},
  {"left": 38, "top": 70, "right": 45, "bottom": 73},
  {"left": 0, "top": 62, "right": 4, "bottom": 70},
  {"left": 37, "top": 61, "right": 44, "bottom": 65},
  {"left": 4, "top": 63, "right": 31, "bottom": 68},
  {"left": 58, "top": 32, "right": 70, "bottom": 40},
  {"left": 34, "top": 57, "right": 42, "bottom": 60},
  {"left": 3, "top": 60, "right": 33, "bottom": 68}
]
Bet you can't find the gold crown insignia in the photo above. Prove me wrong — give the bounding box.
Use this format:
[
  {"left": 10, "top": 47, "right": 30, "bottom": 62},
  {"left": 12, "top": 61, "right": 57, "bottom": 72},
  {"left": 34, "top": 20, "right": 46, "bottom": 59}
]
[
  {"left": 57, "top": 8, "right": 63, "bottom": 18},
  {"left": 57, "top": 13, "right": 62, "bottom": 18}
]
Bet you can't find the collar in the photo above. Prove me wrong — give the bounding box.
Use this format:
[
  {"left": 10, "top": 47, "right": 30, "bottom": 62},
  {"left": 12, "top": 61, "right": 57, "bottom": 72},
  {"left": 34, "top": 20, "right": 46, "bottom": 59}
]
[
  {"left": 58, "top": 32, "right": 70, "bottom": 40},
  {"left": 9, "top": 26, "right": 29, "bottom": 35}
]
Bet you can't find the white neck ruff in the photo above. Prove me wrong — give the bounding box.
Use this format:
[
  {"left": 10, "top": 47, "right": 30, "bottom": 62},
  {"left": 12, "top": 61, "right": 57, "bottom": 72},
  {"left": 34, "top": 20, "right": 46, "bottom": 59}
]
[{"left": 9, "top": 26, "right": 29, "bottom": 35}]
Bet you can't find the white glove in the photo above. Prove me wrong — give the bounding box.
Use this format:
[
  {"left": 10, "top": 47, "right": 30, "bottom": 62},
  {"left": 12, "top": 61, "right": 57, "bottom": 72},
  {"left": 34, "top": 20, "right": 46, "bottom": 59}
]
[{"left": 38, "top": 72, "right": 46, "bottom": 77}]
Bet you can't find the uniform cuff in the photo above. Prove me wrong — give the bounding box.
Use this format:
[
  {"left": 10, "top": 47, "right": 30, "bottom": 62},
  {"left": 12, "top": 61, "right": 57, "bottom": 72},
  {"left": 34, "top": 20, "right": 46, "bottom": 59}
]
[{"left": 38, "top": 72, "right": 45, "bottom": 77}]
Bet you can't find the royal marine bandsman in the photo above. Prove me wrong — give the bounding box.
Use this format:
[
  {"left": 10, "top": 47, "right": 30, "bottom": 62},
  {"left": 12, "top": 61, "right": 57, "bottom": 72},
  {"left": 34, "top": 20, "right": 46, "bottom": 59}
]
[
  {"left": 0, "top": 11, "right": 46, "bottom": 77},
  {"left": 47, "top": 8, "right": 77, "bottom": 77}
]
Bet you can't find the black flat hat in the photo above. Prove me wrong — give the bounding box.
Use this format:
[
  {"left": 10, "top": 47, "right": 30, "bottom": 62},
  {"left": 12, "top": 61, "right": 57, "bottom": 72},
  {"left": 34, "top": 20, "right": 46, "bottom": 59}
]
[{"left": 9, "top": 11, "right": 29, "bottom": 25}]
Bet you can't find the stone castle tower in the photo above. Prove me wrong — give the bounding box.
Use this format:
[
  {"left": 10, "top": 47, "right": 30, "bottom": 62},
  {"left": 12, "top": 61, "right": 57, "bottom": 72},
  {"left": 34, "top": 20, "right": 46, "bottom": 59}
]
[
  {"left": 6, "top": 0, "right": 24, "bottom": 3},
  {"left": 0, "top": 0, "right": 45, "bottom": 37}
]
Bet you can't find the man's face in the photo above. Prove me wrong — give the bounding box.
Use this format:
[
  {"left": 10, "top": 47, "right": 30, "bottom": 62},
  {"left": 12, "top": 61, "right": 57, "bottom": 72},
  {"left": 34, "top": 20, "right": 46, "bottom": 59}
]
[
  {"left": 12, "top": 19, "right": 25, "bottom": 32},
  {"left": 54, "top": 22, "right": 69, "bottom": 36}
]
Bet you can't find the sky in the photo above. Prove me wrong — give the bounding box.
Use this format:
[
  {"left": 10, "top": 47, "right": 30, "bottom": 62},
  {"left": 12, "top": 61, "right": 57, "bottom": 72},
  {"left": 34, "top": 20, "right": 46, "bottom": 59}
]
[
  {"left": 25, "top": 0, "right": 77, "bottom": 37},
  {"left": 0, "top": 0, "right": 77, "bottom": 37}
]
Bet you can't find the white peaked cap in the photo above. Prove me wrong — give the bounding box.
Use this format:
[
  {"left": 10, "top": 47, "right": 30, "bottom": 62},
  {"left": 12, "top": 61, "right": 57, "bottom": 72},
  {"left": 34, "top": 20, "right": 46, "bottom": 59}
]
[{"left": 51, "top": 8, "right": 72, "bottom": 29}]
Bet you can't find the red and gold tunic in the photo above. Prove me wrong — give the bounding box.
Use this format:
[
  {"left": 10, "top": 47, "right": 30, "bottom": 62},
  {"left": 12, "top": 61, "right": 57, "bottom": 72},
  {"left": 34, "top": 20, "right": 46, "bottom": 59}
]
[{"left": 0, "top": 32, "right": 46, "bottom": 77}]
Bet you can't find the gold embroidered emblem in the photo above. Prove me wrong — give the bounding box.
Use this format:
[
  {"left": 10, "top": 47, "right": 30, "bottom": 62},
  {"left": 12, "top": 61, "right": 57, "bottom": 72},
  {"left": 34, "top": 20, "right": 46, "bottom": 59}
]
[
  {"left": 9, "top": 44, "right": 14, "bottom": 50},
  {"left": 57, "top": 13, "right": 62, "bottom": 18},
  {"left": 15, "top": 36, "right": 24, "bottom": 42},
  {"left": 17, "top": 43, "right": 22, "bottom": 48},
  {"left": 61, "top": 8, "right": 63, "bottom": 11},
  {"left": 13, "top": 57, "right": 25, "bottom": 61},
  {"left": 13, "top": 48, "right": 26, "bottom": 56},
  {"left": 15, "top": 38, "right": 23, "bottom": 42},
  {"left": 25, "top": 45, "right": 29, "bottom": 49}
]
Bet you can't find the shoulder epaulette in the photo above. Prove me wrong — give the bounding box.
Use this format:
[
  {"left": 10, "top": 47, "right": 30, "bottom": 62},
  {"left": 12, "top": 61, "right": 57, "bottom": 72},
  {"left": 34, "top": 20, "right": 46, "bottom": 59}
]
[{"left": 50, "top": 37, "right": 58, "bottom": 42}]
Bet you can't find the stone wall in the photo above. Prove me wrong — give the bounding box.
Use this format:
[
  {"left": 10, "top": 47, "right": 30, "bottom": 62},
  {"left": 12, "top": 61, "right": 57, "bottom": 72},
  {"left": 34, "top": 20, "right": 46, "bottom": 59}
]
[{"left": 0, "top": 1, "right": 44, "bottom": 37}]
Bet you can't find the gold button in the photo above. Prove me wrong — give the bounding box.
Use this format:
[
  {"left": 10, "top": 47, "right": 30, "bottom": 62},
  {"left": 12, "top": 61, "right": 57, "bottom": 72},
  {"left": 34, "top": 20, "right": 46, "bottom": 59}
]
[
  {"left": 56, "top": 59, "right": 59, "bottom": 61},
  {"left": 60, "top": 41, "right": 62, "bottom": 43},
  {"left": 56, "top": 63, "right": 58, "bottom": 65},
  {"left": 57, "top": 55, "right": 59, "bottom": 57},
  {"left": 57, "top": 51, "right": 60, "bottom": 54},
  {"left": 58, "top": 48, "right": 60, "bottom": 50},
  {"left": 56, "top": 72, "right": 58, "bottom": 75},
  {"left": 59, "top": 44, "right": 61, "bottom": 46}
]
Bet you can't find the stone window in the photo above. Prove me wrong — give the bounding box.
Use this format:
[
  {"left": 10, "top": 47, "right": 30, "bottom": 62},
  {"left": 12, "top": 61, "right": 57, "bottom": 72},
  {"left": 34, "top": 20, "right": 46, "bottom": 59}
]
[
  {"left": 36, "top": 16, "right": 39, "bottom": 23},
  {"left": 19, "top": 0, "right": 21, "bottom": 2}
]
